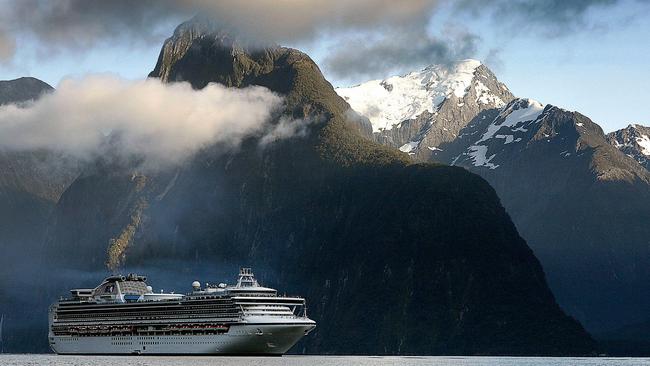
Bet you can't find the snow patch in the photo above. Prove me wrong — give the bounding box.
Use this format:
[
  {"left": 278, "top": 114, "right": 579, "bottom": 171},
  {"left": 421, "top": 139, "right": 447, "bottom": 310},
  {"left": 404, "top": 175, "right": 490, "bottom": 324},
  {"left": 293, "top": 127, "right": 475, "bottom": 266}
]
[
  {"left": 468, "top": 145, "right": 498, "bottom": 169},
  {"left": 477, "top": 98, "right": 545, "bottom": 144},
  {"left": 637, "top": 134, "right": 650, "bottom": 156},
  {"left": 495, "top": 134, "right": 514, "bottom": 144},
  {"left": 465, "top": 98, "right": 545, "bottom": 169},
  {"left": 475, "top": 80, "right": 506, "bottom": 107},
  {"left": 399, "top": 141, "right": 419, "bottom": 154}
]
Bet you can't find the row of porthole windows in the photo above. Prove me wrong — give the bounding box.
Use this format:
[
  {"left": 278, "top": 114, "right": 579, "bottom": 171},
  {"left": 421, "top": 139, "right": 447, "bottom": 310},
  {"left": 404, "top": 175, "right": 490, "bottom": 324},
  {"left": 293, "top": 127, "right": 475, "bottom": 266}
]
[
  {"left": 59, "top": 331, "right": 227, "bottom": 337},
  {"left": 64, "top": 334, "right": 233, "bottom": 341},
  {"left": 139, "top": 341, "right": 225, "bottom": 345},
  {"left": 113, "top": 336, "right": 212, "bottom": 340},
  {"left": 61, "top": 337, "right": 236, "bottom": 346}
]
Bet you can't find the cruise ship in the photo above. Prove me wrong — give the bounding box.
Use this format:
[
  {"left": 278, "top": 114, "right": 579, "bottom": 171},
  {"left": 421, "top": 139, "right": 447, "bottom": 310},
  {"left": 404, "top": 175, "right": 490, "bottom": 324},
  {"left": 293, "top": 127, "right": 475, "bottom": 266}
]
[{"left": 48, "top": 268, "right": 316, "bottom": 355}]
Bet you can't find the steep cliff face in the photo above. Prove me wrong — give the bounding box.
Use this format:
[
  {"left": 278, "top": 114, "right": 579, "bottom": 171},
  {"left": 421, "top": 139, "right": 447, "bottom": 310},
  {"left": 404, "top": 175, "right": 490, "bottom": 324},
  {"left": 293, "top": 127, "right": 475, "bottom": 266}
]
[
  {"left": 343, "top": 59, "right": 650, "bottom": 333},
  {"left": 436, "top": 100, "right": 650, "bottom": 331},
  {"left": 40, "top": 19, "right": 595, "bottom": 355},
  {"left": 0, "top": 77, "right": 79, "bottom": 353},
  {"left": 0, "top": 77, "right": 77, "bottom": 256},
  {"left": 0, "top": 78, "right": 68, "bottom": 204}
]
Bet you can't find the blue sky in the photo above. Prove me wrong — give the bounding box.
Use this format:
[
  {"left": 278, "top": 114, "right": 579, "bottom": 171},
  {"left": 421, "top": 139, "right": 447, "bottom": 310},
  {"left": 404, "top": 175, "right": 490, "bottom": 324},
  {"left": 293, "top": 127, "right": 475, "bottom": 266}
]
[{"left": 0, "top": 1, "right": 647, "bottom": 132}]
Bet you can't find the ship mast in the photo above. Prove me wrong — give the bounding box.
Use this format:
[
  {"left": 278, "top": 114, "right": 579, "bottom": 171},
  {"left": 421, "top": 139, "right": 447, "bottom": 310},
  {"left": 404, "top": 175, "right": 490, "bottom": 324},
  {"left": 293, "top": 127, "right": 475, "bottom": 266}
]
[{"left": 236, "top": 267, "right": 259, "bottom": 288}]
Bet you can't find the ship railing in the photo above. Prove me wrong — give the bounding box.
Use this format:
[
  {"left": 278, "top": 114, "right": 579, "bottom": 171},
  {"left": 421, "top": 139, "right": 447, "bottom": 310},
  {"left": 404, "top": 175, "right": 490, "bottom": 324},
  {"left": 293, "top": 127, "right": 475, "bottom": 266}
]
[
  {"left": 53, "top": 315, "right": 242, "bottom": 326},
  {"left": 53, "top": 322, "right": 233, "bottom": 337}
]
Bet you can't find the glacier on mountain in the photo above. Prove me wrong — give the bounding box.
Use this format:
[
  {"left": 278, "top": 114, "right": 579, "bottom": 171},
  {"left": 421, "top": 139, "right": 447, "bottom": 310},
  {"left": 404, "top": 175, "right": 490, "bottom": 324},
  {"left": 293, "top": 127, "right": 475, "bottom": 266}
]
[{"left": 336, "top": 60, "right": 482, "bottom": 132}]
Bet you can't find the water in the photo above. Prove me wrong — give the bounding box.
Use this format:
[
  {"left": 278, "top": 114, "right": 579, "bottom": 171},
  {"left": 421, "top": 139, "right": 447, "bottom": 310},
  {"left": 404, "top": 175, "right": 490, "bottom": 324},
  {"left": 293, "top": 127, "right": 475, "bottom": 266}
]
[{"left": 1, "top": 355, "right": 649, "bottom": 366}]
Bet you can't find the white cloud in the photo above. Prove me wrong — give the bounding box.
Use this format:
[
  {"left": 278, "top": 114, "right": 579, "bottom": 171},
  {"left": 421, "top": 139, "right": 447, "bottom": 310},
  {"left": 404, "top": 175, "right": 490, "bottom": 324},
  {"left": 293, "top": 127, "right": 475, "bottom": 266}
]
[{"left": 0, "top": 75, "right": 287, "bottom": 167}]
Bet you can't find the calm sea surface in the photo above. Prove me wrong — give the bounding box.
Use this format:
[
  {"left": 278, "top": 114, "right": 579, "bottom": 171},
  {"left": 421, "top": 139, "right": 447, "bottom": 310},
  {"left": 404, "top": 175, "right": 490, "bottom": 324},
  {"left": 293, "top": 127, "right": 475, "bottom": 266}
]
[{"left": 1, "top": 355, "right": 649, "bottom": 366}]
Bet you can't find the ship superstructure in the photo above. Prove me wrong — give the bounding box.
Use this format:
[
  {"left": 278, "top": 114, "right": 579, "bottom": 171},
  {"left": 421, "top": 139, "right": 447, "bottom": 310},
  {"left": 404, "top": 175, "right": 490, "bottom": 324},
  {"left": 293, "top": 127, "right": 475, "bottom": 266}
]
[{"left": 48, "top": 268, "right": 315, "bottom": 355}]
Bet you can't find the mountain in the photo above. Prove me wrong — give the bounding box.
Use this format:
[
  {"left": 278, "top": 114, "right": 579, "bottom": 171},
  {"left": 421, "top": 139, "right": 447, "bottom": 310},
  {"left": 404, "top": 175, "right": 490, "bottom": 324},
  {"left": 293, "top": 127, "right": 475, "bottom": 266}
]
[
  {"left": 0, "top": 77, "right": 76, "bottom": 252},
  {"left": 0, "top": 77, "right": 53, "bottom": 105},
  {"left": 25, "top": 19, "right": 598, "bottom": 355},
  {"left": 338, "top": 63, "right": 650, "bottom": 334},
  {"left": 337, "top": 60, "right": 514, "bottom": 158},
  {"left": 607, "top": 124, "right": 650, "bottom": 170},
  {"left": 0, "top": 77, "right": 79, "bottom": 353}
]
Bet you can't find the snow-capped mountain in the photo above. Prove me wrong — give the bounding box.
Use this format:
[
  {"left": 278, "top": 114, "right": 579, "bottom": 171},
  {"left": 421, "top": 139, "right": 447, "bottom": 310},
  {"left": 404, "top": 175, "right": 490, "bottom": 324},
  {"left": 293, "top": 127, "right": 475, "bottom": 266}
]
[
  {"left": 442, "top": 97, "right": 650, "bottom": 184},
  {"left": 451, "top": 98, "right": 546, "bottom": 169},
  {"left": 607, "top": 124, "right": 650, "bottom": 170},
  {"left": 439, "top": 97, "right": 647, "bottom": 182},
  {"left": 336, "top": 60, "right": 513, "bottom": 158},
  {"left": 342, "top": 62, "right": 650, "bottom": 334}
]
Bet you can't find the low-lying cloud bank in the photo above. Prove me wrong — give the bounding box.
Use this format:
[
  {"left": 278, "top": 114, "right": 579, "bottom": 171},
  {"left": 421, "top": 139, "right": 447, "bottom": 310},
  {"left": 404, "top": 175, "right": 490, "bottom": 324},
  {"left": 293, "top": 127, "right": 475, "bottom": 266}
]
[{"left": 0, "top": 76, "right": 292, "bottom": 167}]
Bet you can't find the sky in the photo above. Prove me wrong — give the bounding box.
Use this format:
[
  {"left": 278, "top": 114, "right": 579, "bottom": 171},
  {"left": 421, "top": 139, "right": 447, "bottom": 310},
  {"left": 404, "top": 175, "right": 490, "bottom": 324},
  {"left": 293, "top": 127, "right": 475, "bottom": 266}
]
[{"left": 0, "top": 0, "right": 648, "bottom": 132}]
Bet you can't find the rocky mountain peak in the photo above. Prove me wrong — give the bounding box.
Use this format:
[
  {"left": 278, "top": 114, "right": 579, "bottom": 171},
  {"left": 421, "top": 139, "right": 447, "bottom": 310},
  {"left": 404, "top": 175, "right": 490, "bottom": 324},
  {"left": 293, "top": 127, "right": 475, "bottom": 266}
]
[
  {"left": 149, "top": 16, "right": 279, "bottom": 88},
  {"left": 337, "top": 59, "right": 510, "bottom": 132},
  {"left": 335, "top": 60, "right": 515, "bottom": 158},
  {"left": 441, "top": 98, "right": 649, "bottom": 183},
  {"left": 148, "top": 17, "right": 378, "bottom": 140},
  {"left": 607, "top": 123, "right": 650, "bottom": 170}
]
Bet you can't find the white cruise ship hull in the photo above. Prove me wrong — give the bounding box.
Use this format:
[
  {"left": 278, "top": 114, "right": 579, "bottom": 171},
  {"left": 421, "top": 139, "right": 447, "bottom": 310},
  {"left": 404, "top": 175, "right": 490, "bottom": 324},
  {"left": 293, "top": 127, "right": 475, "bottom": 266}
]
[
  {"left": 50, "top": 269, "right": 315, "bottom": 356},
  {"left": 50, "top": 323, "right": 314, "bottom": 355}
]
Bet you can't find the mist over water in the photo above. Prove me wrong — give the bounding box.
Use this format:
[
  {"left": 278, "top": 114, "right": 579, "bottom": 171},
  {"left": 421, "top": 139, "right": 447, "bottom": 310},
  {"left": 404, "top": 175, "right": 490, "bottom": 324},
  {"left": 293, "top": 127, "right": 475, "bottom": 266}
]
[{"left": 0, "top": 253, "right": 283, "bottom": 352}]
